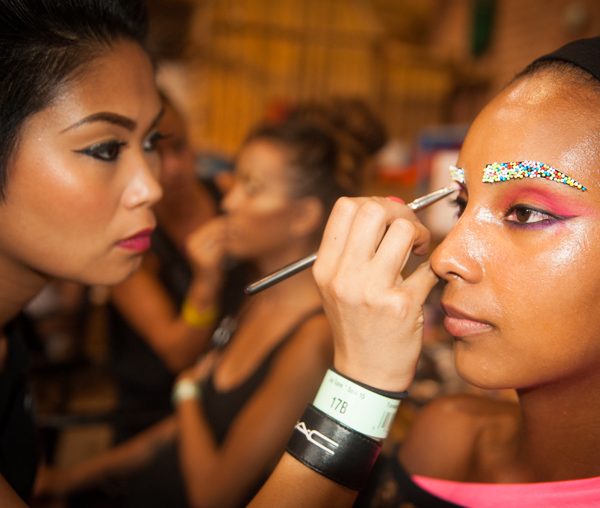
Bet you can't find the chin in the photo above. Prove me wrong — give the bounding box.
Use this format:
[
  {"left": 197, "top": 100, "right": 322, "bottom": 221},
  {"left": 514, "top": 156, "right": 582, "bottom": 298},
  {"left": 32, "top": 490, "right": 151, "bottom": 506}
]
[
  {"left": 454, "top": 348, "right": 515, "bottom": 391},
  {"left": 81, "top": 257, "right": 144, "bottom": 286}
]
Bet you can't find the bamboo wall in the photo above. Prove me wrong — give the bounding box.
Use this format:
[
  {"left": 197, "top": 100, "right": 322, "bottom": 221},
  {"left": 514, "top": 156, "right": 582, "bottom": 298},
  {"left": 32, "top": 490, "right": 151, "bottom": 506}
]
[{"left": 158, "top": 0, "right": 457, "bottom": 156}]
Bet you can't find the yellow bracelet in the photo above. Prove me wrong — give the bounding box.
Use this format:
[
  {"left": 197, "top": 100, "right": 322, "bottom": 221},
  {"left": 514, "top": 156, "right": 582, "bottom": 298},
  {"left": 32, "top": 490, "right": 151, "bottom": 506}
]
[{"left": 182, "top": 301, "right": 218, "bottom": 330}]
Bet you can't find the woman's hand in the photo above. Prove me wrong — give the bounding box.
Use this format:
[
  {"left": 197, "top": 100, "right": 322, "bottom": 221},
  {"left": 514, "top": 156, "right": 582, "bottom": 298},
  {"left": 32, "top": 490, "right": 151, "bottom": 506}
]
[
  {"left": 186, "top": 216, "right": 228, "bottom": 276},
  {"left": 313, "top": 196, "right": 438, "bottom": 392}
]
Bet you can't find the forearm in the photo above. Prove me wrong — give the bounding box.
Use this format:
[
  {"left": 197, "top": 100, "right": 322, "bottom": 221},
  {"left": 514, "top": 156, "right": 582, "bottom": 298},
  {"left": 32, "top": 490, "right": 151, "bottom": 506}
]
[
  {"left": 158, "top": 319, "right": 213, "bottom": 372},
  {"left": 59, "top": 417, "right": 177, "bottom": 493},
  {"left": 250, "top": 454, "right": 356, "bottom": 508},
  {"left": 0, "top": 476, "right": 27, "bottom": 508},
  {"left": 176, "top": 397, "right": 221, "bottom": 507}
]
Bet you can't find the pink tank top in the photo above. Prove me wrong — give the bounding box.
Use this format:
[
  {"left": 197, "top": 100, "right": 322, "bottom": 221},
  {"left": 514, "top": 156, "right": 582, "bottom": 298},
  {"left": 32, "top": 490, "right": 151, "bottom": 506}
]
[{"left": 413, "top": 474, "right": 600, "bottom": 507}]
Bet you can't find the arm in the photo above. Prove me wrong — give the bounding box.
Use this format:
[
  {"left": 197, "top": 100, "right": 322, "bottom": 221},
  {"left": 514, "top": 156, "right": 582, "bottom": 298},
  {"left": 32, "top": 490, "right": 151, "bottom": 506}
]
[
  {"left": 111, "top": 218, "right": 228, "bottom": 373},
  {"left": 35, "top": 417, "right": 177, "bottom": 498},
  {"left": 0, "top": 476, "right": 26, "bottom": 508},
  {"left": 110, "top": 266, "right": 214, "bottom": 372},
  {"left": 176, "top": 315, "right": 333, "bottom": 508},
  {"left": 251, "top": 196, "right": 438, "bottom": 506}
]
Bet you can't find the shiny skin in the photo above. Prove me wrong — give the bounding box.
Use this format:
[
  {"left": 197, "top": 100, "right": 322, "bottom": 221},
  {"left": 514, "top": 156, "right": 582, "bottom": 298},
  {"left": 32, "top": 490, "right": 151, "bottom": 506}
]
[
  {"left": 0, "top": 41, "right": 162, "bottom": 286},
  {"left": 431, "top": 71, "right": 600, "bottom": 390}
]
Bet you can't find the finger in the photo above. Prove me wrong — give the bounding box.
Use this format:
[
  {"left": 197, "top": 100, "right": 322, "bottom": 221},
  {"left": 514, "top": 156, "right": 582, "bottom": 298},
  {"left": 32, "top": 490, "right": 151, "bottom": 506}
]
[
  {"left": 314, "top": 197, "right": 360, "bottom": 281},
  {"left": 400, "top": 261, "right": 439, "bottom": 305},
  {"left": 369, "top": 218, "right": 418, "bottom": 286},
  {"left": 341, "top": 197, "right": 423, "bottom": 266},
  {"left": 339, "top": 198, "right": 390, "bottom": 266}
]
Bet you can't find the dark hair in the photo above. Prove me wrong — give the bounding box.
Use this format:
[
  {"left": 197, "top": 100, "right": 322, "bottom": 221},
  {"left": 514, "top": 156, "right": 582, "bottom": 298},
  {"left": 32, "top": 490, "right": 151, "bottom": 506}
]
[
  {"left": 0, "top": 0, "right": 149, "bottom": 199},
  {"left": 514, "top": 37, "right": 600, "bottom": 94},
  {"left": 514, "top": 58, "right": 600, "bottom": 94},
  {"left": 242, "top": 119, "right": 362, "bottom": 221},
  {"left": 286, "top": 98, "right": 388, "bottom": 180}
]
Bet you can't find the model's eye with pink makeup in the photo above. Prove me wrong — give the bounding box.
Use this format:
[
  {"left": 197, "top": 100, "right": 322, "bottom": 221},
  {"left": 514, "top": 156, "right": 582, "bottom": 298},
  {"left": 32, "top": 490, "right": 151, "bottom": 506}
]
[{"left": 505, "top": 204, "right": 563, "bottom": 227}]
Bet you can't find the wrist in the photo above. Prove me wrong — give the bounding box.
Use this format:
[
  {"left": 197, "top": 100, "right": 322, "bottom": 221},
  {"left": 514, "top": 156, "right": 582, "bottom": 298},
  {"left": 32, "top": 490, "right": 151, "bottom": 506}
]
[
  {"left": 172, "top": 378, "right": 201, "bottom": 407},
  {"left": 333, "top": 357, "right": 414, "bottom": 394},
  {"left": 181, "top": 299, "right": 218, "bottom": 330},
  {"left": 285, "top": 368, "right": 408, "bottom": 490},
  {"left": 313, "top": 369, "right": 406, "bottom": 439}
]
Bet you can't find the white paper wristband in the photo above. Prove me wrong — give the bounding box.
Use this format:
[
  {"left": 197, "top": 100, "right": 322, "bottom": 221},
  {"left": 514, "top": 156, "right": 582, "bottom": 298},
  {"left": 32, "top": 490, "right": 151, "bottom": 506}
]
[
  {"left": 312, "top": 369, "right": 401, "bottom": 440},
  {"left": 172, "top": 378, "right": 201, "bottom": 406}
]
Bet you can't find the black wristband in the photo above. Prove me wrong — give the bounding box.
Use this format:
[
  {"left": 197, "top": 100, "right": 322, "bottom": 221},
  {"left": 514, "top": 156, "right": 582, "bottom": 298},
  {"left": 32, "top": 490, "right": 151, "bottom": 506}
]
[
  {"left": 286, "top": 404, "right": 381, "bottom": 491},
  {"left": 330, "top": 366, "right": 409, "bottom": 400}
]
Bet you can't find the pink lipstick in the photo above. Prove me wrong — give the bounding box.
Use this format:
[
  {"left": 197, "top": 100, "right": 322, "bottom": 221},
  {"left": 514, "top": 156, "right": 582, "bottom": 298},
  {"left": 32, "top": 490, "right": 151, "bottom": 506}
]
[{"left": 117, "top": 228, "right": 153, "bottom": 252}]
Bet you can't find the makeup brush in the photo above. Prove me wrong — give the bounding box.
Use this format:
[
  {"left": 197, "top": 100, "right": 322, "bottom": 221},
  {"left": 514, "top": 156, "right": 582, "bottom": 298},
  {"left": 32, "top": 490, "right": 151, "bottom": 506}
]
[{"left": 244, "top": 185, "right": 457, "bottom": 295}]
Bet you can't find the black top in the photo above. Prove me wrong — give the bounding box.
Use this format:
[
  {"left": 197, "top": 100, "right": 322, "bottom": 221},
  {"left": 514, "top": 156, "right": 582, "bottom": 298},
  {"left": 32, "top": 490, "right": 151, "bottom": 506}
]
[
  {"left": 0, "top": 316, "right": 38, "bottom": 503},
  {"left": 111, "top": 306, "right": 324, "bottom": 508},
  {"left": 201, "top": 306, "right": 324, "bottom": 445},
  {"left": 355, "top": 445, "right": 463, "bottom": 508}
]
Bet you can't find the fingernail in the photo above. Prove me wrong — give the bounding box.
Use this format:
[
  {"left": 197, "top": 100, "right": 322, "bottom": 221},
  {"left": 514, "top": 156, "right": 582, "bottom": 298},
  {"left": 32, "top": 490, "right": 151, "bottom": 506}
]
[{"left": 386, "top": 196, "right": 405, "bottom": 204}]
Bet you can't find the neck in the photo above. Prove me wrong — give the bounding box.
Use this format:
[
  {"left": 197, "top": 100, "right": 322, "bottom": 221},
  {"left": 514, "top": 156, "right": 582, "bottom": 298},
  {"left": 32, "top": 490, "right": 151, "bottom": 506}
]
[
  {"left": 254, "top": 242, "right": 316, "bottom": 280},
  {"left": 517, "top": 370, "right": 600, "bottom": 481},
  {"left": 248, "top": 241, "right": 320, "bottom": 306},
  {"left": 252, "top": 266, "right": 321, "bottom": 310},
  {"left": 0, "top": 255, "right": 48, "bottom": 328}
]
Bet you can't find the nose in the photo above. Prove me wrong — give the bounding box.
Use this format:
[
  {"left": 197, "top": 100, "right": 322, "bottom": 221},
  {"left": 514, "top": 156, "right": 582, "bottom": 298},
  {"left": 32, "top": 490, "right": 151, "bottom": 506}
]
[
  {"left": 123, "top": 157, "right": 163, "bottom": 209},
  {"left": 430, "top": 212, "right": 483, "bottom": 284},
  {"left": 221, "top": 179, "right": 241, "bottom": 214}
]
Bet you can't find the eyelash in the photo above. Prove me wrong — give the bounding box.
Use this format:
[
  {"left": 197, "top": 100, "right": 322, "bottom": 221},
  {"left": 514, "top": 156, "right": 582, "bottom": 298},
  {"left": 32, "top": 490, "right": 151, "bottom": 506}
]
[
  {"left": 75, "top": 131, "right": 167, "bottom": 162},
  {"left": 450, "top": 197, "right": 564, "bottom": 228},
  {"left": 504, "top": 205, "right": 563, "bottom": 228}
]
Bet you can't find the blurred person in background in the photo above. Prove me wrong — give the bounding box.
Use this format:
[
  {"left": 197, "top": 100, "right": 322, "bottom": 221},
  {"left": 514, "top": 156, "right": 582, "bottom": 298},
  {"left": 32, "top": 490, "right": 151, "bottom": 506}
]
[{"left": 36, "top": 116, "right": 376, "bottom": 507}]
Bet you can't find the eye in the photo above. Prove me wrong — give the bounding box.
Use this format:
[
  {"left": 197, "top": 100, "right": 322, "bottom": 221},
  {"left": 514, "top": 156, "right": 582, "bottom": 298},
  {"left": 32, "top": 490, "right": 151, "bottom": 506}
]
[
  {"left": 144, "top": 131, "right": 168, "bottom": 152},
  {"left": 239, "top": 175, "right": 264, "bottom": 197},
  {"left": 450, "top": 195, "right": 467, "bottom": 217},
  {"left": 505, "top": 205, "right": 559, "bottom": 225},
  {"left": 76, "top": 140, "right": 127, "bottom": 162}
]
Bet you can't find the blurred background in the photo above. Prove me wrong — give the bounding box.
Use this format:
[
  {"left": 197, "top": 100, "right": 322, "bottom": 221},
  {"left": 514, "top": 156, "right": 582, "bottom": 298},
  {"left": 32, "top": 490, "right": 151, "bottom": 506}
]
[{"left": 150, "top": 0, "right": 600, "bottom": 191}]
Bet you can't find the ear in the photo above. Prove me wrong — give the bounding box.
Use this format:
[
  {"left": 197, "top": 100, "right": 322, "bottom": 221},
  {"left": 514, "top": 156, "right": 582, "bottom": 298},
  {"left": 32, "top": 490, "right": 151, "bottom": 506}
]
[{"left": 289, "top": 196, "right": 324, "bottom": 238}]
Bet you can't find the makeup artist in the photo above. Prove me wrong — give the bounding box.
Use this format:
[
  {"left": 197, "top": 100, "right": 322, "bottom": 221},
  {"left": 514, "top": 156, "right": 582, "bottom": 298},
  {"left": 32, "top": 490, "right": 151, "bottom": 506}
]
[
  {"left": 248, "top": 36, "right": 600, "bottom": 507},
  {"left": 0, "top": 1, "right": 163, "bottom": 506}
]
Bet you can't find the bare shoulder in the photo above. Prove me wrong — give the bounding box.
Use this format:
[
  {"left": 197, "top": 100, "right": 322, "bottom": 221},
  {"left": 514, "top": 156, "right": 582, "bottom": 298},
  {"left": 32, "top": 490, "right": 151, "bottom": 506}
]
[
  {"left": 281, "top": 313, "right": 332, "bottom": 359},
  {"left": 269, "top": 312, "right": 333, "bottom": 386},
  {"left": 400, "top": 394, "right": 519, "bottom": 480}
]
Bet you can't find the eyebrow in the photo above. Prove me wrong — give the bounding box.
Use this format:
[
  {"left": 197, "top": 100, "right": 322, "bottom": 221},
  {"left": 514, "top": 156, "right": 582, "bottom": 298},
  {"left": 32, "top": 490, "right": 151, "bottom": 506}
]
[
  {"left": 449, "top": 165, "right": 465, "bottom": 184},
  {"left": 61, "top": 108, "right": 164, "bottom": 134},
  {"left": 61, "top": 112, "right": 136, "bottom": 132},
  {"left": 483, "top": 161, "right": 587, "bottom": 191}
]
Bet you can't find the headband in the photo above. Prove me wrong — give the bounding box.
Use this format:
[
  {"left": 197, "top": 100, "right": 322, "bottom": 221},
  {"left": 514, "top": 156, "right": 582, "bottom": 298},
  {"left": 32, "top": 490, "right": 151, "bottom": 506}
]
[{"left": 531, "top": 36, "right": 600, "bottom": 82}]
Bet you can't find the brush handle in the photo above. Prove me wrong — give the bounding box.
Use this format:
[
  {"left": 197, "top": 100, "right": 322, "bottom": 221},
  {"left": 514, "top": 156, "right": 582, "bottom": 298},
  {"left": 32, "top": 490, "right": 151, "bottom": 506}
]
[{"left": 244, "top": 186, "right": 456, "bottom": 295}]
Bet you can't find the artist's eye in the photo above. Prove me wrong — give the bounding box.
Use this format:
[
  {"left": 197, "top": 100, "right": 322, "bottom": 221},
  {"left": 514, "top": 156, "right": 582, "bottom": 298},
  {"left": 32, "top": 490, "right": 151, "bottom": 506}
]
[
  {"left": 75, "top": 140, "right": 127, "bottom": 162},
  {"left": 144, "top": 131, "right": 168, "bottom": 152},
  {"left": 449, "top": 195, "right": 467, "bottom": 218},
  {"left": 505, "top": 205, "right": 560, "bottom": 226}
]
